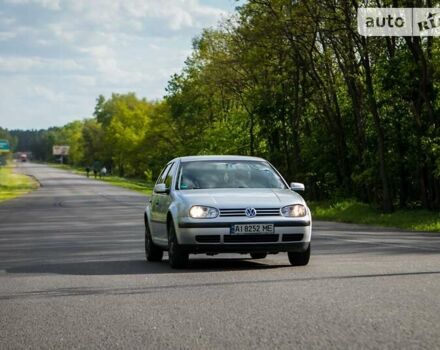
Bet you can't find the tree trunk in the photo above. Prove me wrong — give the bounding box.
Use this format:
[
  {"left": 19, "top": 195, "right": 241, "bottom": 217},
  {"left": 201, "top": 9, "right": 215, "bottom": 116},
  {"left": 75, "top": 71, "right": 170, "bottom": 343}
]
[{"left": 360, "top": 37, "right": 393, "bottom": 213}]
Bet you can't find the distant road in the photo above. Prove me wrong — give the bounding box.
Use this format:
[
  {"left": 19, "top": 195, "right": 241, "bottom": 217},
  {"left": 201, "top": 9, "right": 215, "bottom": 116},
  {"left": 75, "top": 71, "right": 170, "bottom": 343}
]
[{"left": 1, "top": 163, "right": 440, "bottom": 349}]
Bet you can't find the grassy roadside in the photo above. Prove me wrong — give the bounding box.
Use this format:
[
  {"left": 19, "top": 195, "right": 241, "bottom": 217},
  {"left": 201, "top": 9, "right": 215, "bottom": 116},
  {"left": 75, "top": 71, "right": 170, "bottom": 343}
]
[
  {"left": 0, "top": 163, "right": 38, "bottom": 202},
  {"left": 50, "top": 163, "right": 154, "bottom": 195},
  {"left": 309, "top": 200, "right": 440, "bottom": 233}
]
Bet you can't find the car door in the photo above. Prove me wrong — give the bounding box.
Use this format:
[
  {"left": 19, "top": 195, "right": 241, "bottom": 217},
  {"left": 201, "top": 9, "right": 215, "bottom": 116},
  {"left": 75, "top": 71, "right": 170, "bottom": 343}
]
[
  {"left": 151, "top": 163, "right": 173, "bottom": 244},
  {"left": 156, "top": 162, "right": 179, "bottom": 242}
]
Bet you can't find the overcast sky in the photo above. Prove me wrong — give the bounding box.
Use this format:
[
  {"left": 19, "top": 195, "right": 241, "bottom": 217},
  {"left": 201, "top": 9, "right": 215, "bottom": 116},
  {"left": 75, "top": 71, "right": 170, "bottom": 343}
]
[{"left": 0, "top": 0, "right": 238, "bottom": 130}]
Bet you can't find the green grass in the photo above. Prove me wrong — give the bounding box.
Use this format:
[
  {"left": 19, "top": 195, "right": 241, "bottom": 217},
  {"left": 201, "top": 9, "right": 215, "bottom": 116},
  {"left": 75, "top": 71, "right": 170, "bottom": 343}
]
[
  {"left": 50, "top": 163, "right": 154, "bottom": 195},
  {"left": 96, "top": 175, "right": 154, "bottom": 195},
  {"left": 309, "top": 200, "right": 440, "bottom": 232},
  {"left": 0, "top": 164, "right": 38, "bottom": 202}
]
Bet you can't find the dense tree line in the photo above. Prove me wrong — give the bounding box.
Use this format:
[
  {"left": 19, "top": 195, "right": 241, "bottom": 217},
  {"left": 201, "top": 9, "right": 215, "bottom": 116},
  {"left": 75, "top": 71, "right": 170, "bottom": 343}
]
[
  {"left": 5, "top": 0, "right": 440, "bottom": 211},
  {"left": 10, "top": 94, "right": 175, "bottom": 180}
]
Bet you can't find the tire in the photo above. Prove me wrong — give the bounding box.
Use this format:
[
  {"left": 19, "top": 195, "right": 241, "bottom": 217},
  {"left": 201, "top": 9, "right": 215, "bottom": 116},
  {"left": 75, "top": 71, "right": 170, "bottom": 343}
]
[
  {"left": 168, "top": 222, "right": 189, "bottom": 269},
  {"left": 145, "top": 223, "right": 163, "bottom": 262},
  {"left": 250, "top": 253, "right": 267, "bottom": 259},
  {"left": 288, "top": 244, "right": 310, "bottom": 266}
]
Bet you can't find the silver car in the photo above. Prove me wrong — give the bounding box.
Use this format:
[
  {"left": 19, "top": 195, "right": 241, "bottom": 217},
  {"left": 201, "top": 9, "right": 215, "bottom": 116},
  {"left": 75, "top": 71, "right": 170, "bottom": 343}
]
[{"left": 144, "top": 155, "right": 312, "bottom": 268}]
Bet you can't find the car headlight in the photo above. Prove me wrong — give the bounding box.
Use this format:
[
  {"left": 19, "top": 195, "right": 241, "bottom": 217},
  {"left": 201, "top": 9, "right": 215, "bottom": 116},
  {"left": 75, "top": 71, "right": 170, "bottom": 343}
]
[
  {"left": 189, "top": 206, "right": 219, "bottom": 219},
  {"left": 281, "top": 204, "right": 306, "bottom": 217}
]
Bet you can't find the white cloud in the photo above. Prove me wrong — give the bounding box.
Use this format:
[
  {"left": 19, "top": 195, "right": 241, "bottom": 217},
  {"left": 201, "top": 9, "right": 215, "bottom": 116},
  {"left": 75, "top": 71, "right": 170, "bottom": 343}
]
[
  {"left": 0, "top": 57, "right": 38, "bottom": 71},
  {"left": 0, "top": 13, "right": 17, "bottom": 26},
  {"left": 65, "top": 0, "right": 226, "bottom": 31},
  {"left": 33, "top": 84, "right": 64, "bottom": 102},
  {"left": 4, "top": 0, "right": 61, "bottom": 10},
  {"left": 48, "top": 23, "right": 77, "bottom": 42},
  {"left": 73, "top": 75, "right": 96, "bottom": 87},
  {"left": 35, "top": 38, "right": 53, "bottom": 46},
  {"left": 0, "top": 56, "right": 82, "bottom": 72},
  {"left": 80, "top": 45, "right": 148, "bottom": 85},
  {"left": 0, "top": 31, "right": 17, "bottom": 41}
]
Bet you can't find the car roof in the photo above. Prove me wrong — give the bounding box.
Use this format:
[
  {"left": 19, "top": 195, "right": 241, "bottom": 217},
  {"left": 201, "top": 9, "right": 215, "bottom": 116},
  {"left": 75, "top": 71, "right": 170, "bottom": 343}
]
[{"left": 171, "top": 155, "right": 267, "bottom": 163}]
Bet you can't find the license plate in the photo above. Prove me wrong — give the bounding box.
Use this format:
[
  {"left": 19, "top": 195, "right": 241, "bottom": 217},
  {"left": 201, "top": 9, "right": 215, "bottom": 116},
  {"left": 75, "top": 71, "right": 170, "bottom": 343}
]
[{"left": 231, "top": 224, "right": 274, "bottom": 234}]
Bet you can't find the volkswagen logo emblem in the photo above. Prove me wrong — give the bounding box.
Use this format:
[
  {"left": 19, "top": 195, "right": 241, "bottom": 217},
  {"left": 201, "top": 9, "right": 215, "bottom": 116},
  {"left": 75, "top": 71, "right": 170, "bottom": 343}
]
[{"left": 245, "top": 208, "right": 257, "bottom": 217}]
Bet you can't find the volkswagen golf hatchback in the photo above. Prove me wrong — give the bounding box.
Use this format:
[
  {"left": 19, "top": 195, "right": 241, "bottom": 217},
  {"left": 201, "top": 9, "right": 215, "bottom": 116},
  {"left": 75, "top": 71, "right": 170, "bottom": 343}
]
[{"left": 144, "top": 155, "right": 312, "bottom": 268}]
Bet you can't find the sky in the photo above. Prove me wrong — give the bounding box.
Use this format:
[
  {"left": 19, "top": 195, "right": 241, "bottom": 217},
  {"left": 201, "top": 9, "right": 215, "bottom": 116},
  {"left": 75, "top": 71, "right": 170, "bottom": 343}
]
[{"left": 0, "top": 0, "right": 238, "bottom": 130}]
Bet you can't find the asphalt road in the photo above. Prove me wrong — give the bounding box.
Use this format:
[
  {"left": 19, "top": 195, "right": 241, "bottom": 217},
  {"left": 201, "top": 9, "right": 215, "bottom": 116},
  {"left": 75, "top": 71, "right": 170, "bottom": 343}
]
[{"left": 1, "top": 163, "right": 440, "bottom": 349}]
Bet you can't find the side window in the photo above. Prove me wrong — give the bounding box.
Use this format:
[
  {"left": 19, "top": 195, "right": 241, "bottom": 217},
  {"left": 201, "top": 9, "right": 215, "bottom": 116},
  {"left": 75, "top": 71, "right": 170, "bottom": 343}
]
[
  {"left": 156, "top": 163, "right": 173, "bottom": 185},
  {"left": 165, "top": 162, "right": 178, "bottom": 189}
]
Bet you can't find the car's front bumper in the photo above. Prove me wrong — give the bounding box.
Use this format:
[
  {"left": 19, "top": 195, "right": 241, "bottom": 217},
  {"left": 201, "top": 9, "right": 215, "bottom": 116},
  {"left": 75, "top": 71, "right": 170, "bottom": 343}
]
[
  {"left": 175, "top": 217, "right": 311, "bottom": 254},
  {"left": 180, "top": 242, "right": 310, "bottom": 254}
]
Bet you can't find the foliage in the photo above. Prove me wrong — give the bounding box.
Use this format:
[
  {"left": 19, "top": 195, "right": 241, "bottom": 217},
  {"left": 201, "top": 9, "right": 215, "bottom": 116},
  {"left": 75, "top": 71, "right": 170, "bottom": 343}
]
[
  {"left": 9, "top": 94, "right": 176, "bottom": 179},
  {"left": 4, "top": 0, "right": 440, "bottom": 213},
  {"left": 164, "top": 0, "right": 440, "bottom": 212}
]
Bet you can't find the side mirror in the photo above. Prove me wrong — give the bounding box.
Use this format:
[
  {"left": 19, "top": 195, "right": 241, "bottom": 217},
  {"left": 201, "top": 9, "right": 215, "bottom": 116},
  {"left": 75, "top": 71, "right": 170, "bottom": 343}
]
[
  {"left": 290, "top": 182, "right": 305, "bottom": 192},
  {"left": 154, "top": 183, "right": 169, "bottom": 194}
]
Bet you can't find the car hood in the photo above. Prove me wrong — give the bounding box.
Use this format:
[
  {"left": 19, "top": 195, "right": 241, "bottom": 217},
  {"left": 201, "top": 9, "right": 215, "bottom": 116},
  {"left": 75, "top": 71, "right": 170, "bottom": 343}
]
[{"left": 176, "top": 188, "right": 305, "bottom": 208}]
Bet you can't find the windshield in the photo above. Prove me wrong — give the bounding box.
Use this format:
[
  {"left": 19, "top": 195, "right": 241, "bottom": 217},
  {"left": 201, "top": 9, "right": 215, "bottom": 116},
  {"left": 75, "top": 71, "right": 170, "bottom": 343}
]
[{"left": 177, "top": 160, "right": 287, "bottom": 190}]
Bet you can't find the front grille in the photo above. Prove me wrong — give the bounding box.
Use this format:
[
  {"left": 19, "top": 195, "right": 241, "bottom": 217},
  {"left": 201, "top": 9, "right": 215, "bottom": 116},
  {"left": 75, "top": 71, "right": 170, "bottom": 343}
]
[
  {"left": 195, "top": 235, "right": 221, "bottom": 243},
  {"left": 224, "top": 234, "right": 279, "bottom": 243},
  {"left": 282, "top": 234, "right": 304, "bottom": 242},
  {"left": 219, "top": 208, "right": 280, "bottom": 217}
]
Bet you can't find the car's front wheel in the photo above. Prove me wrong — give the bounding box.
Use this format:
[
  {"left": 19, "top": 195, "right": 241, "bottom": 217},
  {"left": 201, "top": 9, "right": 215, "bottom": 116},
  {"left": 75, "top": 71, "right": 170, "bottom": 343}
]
[
  {"left": 168, "top": 222, "right": 189, "bottom": 269},
  {"left": 250, "top": 253, "right": 267, "bottom": 259},
  {"left": 287, "top": 244, "right": 310, "bottom": 266},
  {"left": 145, "top": 223, "right": 163, "bottom": 262}
]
